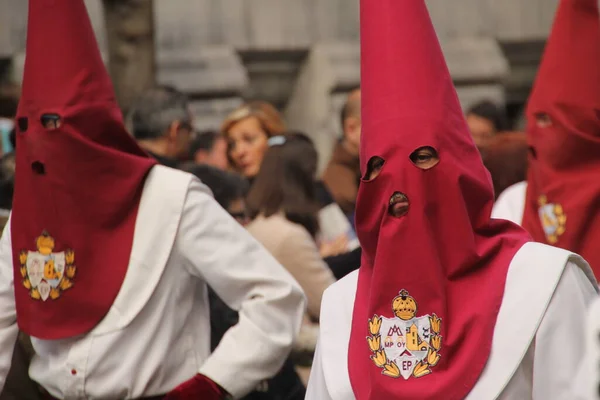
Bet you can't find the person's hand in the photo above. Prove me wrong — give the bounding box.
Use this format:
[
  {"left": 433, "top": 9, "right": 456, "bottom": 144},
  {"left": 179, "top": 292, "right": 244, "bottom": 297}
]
[
  {"left": 164, "top": 374, "right": 229, "bottom": 400},
  {"left": 320, "top": 234, "right": 349, "bottom": 258}
]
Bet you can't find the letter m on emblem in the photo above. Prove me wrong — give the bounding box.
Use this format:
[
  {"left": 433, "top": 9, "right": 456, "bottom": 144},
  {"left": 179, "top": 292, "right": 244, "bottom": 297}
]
[{"left": 387, "top": 325, "right": 402, "bottom": 336}]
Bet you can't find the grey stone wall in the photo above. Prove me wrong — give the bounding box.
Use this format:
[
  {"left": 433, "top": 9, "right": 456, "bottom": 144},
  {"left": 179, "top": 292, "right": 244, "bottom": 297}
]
[{"left": 0, "top": 0, "right": 560, "bottom": 168}]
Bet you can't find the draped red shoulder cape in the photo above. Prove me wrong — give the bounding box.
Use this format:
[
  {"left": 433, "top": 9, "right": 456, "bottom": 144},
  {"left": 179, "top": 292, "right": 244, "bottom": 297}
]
[
  {"left": 348, "top": 1, "right": 531, "bottom": 399},
  {"left": 11, "top": 0, "right": 156, "bottom": 339}
]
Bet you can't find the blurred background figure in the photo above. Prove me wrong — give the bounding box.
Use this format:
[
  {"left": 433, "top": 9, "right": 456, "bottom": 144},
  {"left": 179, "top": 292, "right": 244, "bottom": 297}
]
[
  {"left": 0, "top": 152, "right": 14, "bottom": 220},
  {"left": 246, "top": 132, "right": 335, "bottom": 318},
  {"left": 0, "top": 95, "right": 17, "bottom": 157},
  {"left": 322, "top": 88, "right": 361, "bottom": 220},
  {"left": 466, "top": 100, "right": 510, "bottom": 149},
  {"left": 222, "top": 102, "right": 361, "bottom": 277},
  {"left": 0, "top": 113, "right": 15, "bottom": 230},
  {"left": 222, "top": 101, "right": 287, "bottom": 179},
  {"left": 245, "top": 132, "right": 336, "bottom": 384},
  {"left": 128, "top": 85, "right": 194, "bottom": 167},
  {"left": 188, "top": 130, "right": 229, "bottom": 170},
  {"left": 181, "top": 163, "right": 249, "bottom": 225},
  {"left": 290, "top": 128, "right": 361, "bottom": 278},
  {"left": 480, "top": 132, "right": 528, "bottom": 200}
]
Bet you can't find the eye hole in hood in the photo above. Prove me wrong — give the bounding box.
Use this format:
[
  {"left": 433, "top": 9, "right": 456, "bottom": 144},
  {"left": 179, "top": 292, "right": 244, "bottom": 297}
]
[
  {"left": 409, "top": 146, "right": 439, "bottom": 170},
  {"left": 41, "top": 114, "right": 62, "bottom": 130},
  {"left": 17, "top": 117, "right": 28, "bottom": 133},
  {"left": 363, "top": 155, "right": 385, "bottom": 181}
]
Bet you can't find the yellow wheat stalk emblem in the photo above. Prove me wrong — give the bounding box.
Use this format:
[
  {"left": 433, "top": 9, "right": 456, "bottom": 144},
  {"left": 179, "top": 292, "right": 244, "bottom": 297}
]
[
  {"left": 538, "top": 195, "right": 566, "bottom": 244},
  {"left": 20, "top": 234, "right": 76, "bottom": 301},
  {"left": 366, "top": 304, "right": 443, "bottom": 379}
]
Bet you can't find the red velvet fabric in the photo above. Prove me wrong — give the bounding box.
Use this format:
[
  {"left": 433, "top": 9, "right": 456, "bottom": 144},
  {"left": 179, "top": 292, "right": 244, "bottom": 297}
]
[
  {"left": 164, "top": 374, "right": 227, "bottom": 400},
  {"left": 522, "top": 0, "right": 600, "bottom": 278},
  {"left": 348, "top": 1, "right": 531, "bottom": 399},
  {"left": 11, "top": 0, "right": 156, "bottom": 339}
]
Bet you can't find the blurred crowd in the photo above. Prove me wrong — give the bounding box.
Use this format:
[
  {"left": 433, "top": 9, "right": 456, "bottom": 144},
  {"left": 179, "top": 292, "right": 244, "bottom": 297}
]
[
  {"left": 0, "top": 79, "right": 530, "bottom": 399},
  {"left": 6, "top": 0, "right": 600, "bottom": 396}
]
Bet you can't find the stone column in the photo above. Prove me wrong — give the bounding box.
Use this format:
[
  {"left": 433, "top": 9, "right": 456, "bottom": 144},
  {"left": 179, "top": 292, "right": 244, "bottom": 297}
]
[
  {"left": 102, "top": 0, "right": 156, "bottom": 113},
  {"left": 153, "top": 0, "right": 249, "bottom": 131},
  {"left": 284, "top": 43, "right": 360, "bottom": 175}
]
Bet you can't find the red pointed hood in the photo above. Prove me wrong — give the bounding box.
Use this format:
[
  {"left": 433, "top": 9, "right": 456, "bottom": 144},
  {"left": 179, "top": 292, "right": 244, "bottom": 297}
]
[
  {"left": 527, "top": 0, "right": 600, "bottom": 114},
  {"left": 11, "top": 0, "right": 156, "bottom": 339},
  {"left": 522, "top": 0, "right": 600, "bottom": 277},
  {"left": 348, "top": 1, "right": 530, "bottom": 398}
]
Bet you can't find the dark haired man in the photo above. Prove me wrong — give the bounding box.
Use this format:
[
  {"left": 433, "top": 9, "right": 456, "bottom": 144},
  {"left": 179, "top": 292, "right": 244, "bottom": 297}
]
[
  {"left": 465, "top": 100, "right": 509, "bottom": 149},
  {"left": 129, "top": 85, "right": 193, "bottom": 167},
  {"left": 188, "top": 131, "right": 229, "bottom": 170}
]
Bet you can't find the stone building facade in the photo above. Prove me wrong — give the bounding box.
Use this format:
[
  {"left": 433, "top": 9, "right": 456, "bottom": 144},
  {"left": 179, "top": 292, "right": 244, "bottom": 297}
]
[{"left": 0, "top": 0, "right": 560, "bottom": 171}]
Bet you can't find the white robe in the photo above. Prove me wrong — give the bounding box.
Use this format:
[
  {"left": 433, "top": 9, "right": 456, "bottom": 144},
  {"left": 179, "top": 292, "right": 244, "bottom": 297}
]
[
  {"left": 573, "top": 296, "right": 600, "bottom": 400},
  {"left": 306, "top": 242, "right": 598, "bottom": 400},
  {"left": 492, "top": 181, "right": 527, "bottom": 224},
  {"left": 0, "top": 165, "right": 306, "bottom": 399}
]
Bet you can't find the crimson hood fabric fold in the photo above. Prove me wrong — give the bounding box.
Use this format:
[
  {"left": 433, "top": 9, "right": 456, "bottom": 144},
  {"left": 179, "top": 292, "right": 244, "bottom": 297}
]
[
  {"left": 522, "top": 0, "right": 600, "bottom": 277},
  {"left": 348, "top": 1, "right": 531, "bottom": 398},
  {"left": 11, "top": 0, "right": 156, "bottom": 339}
]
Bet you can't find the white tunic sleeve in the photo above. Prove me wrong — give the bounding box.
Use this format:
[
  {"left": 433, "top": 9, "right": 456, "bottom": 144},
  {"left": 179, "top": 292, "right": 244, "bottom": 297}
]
[
  {"left": 305, "top": 341, "right": 334, "bottom": 400},
  {"left": 532, "top": 261, "right": 598, "bottom": 400},
  {"left": 0, "top": 219, "right": 19, "bottom": 393},
  {"left": 176, "top": 179, "right": 306, "bottom": 398}
]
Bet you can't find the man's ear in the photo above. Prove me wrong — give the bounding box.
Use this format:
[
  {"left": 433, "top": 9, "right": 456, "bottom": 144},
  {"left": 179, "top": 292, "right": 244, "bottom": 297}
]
[{"left": 167, "top": 120, "right": 182, "bottom": 141}]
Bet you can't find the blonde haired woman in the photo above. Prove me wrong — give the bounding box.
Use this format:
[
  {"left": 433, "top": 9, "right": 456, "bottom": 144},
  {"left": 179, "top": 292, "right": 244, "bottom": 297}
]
[{"left": 221, "top": 101, "right": 286, "bottom": 178}]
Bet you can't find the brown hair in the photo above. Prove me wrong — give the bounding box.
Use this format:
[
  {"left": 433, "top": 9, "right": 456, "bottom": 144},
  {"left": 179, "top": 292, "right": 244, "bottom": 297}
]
[
  {"left": 246, "top": 132, "right": 320, "bottom": 238},
  {"left": 480, "top": 132, "right": 529, "bottom": 199},
  {"left": 221, "top": 101, "right": 286, "bottom": 138}
]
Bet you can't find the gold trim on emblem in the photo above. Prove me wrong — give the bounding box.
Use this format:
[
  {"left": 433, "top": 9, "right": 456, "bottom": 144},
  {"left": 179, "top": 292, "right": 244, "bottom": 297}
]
[
  {"left": 20, "top": 231, "right": 76, "bottom": 301},
  {"left": 367, "top": 290, "right": 442, "bottom": 379},
  {"left": 538, "top": 195, "right": 566, "bottom": 244}
]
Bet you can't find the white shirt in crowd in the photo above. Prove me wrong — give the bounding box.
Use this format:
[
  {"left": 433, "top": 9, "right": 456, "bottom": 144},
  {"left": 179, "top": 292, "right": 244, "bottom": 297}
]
[{"left": 0, "top": 166, "right": 306, "bottom": 399}]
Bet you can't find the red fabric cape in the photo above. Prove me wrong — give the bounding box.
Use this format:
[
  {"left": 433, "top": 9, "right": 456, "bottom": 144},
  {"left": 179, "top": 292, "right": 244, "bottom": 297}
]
[
  {"left": 348, "top": 1, "right": 531, "bottom": 398},
  {"left": 11, "top": 0, "right": 156, "bottom": 339}
]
